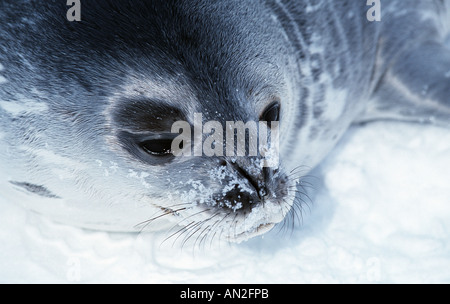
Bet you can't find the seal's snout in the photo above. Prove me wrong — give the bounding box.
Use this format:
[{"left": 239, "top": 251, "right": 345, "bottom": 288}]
[
  {"left": 233, "top": 162, "right": 269, "bottom": 197},
  {"left": 220, "top": 184, "right": 255, "bottom": 211},
  {"left": 201, "top": 158, "right": 294, "bottom": 242},
  {"left": 210, "top": 158, "right": 288, "bottom": 215}
]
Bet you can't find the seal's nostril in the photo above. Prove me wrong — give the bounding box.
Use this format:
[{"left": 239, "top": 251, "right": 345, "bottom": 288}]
[
  {"left": 230, "top": 162, "right": 272, "bottom": 200},
  {"left": 258, "top": 187, "right": 268, "bottom": 199}
]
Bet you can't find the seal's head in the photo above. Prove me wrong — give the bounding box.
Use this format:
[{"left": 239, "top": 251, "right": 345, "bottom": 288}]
[
  {"left": 1, "top": 0, "right": 304, "bottom": 242},
  {"left": 100, "top": 1, "right": 303, "bottom": 242}
]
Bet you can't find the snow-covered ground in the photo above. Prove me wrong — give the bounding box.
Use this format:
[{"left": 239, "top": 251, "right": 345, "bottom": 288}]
[{"left": 1, "top": 121, "right": 450, "bottom": 284}]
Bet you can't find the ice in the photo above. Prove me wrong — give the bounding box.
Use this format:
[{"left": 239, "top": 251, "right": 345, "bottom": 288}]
[{"left": 1, "top": 121, "right": 450, "bottom": 283}]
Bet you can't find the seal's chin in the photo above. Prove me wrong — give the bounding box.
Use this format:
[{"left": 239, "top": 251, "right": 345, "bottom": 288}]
[
  {"left": 150, "top": 162, "right": 296, "bottom": 243},
  {"left": 171, "top": 194, "right": 294, "bottom": 244},
  {"left": 233, "top": 223, "right": 276, "bottom": 243},
  {"left": 222, "top": 198, "right": 293, "bottom": 243}
]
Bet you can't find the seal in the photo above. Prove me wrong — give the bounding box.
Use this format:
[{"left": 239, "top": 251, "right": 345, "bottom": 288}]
[{"left": 1, "top": 0, "right": 449, "bottom": 243}]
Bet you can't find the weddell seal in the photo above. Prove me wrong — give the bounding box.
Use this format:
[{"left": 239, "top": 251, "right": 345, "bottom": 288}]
[{"left": 0, "top": 0, "right": 450, "bottom": 243}]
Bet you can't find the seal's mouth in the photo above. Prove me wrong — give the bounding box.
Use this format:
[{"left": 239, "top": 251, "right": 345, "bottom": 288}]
[
  {"left": 137, "top": 161, "right": 298, "bottom": 244},
  {"left": 152, "top": 186, "right": 296, "bottom": 244},
  {"left": 232, "top": 223, "right": 276, "bottom": 243},
  {"left": 223, "top": 197, "right": 293, "bottom": 242}
]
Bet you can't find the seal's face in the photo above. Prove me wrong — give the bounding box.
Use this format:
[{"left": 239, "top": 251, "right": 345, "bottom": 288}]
[
  {"left": 96, "top": 1, "right": 302, "bottom": 241},
  {"left": 0, "top": 0, "right": 303, "bottom": 243},
  {"left": 107, "top": 75, "right": 297, "bottom": 241}
]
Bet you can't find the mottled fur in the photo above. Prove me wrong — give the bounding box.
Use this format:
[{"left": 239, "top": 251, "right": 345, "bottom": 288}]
[{"left": 0, "top": 0, "right": 449, "bottom": 242}]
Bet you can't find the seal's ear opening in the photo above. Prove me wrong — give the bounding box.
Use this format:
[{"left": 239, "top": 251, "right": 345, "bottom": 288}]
[{"left": 261, "top": 101, "right": 280, "bottom": 124}]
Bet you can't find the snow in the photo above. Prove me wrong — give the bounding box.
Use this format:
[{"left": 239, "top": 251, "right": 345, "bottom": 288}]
[{"left": 1, "top": 121, "right": 450, "bottom": 283}]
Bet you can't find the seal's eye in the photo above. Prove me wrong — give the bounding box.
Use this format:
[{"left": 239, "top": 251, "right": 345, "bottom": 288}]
[
  {"left": 140, "top": 135, "right": 176, "bottom": 157},
  {"left": 261, "top": 101, "right": 280, "bottom": 122}
]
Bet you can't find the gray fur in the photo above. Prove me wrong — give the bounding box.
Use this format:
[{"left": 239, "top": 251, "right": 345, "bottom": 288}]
[{"left": 0, "top": 0, "right": 449, "bottom": 242}]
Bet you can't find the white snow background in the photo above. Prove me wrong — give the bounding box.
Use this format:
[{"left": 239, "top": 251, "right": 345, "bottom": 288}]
[{"left": 1, "top": 121, "right": 450, "bottom": 283}]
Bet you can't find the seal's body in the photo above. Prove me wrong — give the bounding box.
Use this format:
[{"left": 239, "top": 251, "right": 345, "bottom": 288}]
[{"left": 0, "top": 0, "right": 449, "bottom": 242}]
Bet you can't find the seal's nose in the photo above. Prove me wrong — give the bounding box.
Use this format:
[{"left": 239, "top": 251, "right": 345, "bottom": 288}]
[
  {"left": 258, "top": 186, "right": 269, "bottom": 199},
  {"left": 214, "top": 158, "right": 273, "bottom": 212},
  {"left": 231, "top": 161, "right": 271, "bottom": 200},
  {"left": 236, "top": 165, "right": 261, "bottom": 189}
]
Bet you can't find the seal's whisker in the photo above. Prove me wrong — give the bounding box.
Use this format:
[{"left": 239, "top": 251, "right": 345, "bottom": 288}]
[
  {"left": 174, "top": 222, "right": 201, "bottom": 250},
  {"left": 297, "top": 189, "right": 314, "bottom": 213},
  {"left": 165, "top": 208, "right": 211, "bottom": 235},
  {"left": 182, "top": 219, "right": 210, "bottom": 250},
  {"left": 195, "top": 223, "right": 212, "bottom": 250},
  {"left": 292, "top": 198, "right": 305, "bottom": 225},
  {"left": 135, "top": 207, "right": 188, "bottom": 232},
  {"left": 285, "top": 174, "right": 318, "bottom": 187},
  {"left": 227, "top": 213, "right": 239, "bottom": 241},
  {"left": 134, "top": 202, "right": 194, "bottom": 231},
  {"left": 207, "top": 220, "right": 221, "bottom": 249},
  {"left": 163, "top": 202, "right": 196, "bottom": 209},
  {"left": 195, "top": 213, "right": 221, "bottom": 249},
  {"left": 209, "top": 213, "right": 230, "bottom": 248},
  {"left": 286, "top": 199, "right": 297, "bottom": 236},
  {"left": 178, "top": 215, "right": 218, "bottom": 250},
  {"left": 289, "top": 165, "right": 312, "bottom": 175},
  {"left": 161, "top": 209, "right": 213, "bottom": 249},
  {"left": 190, "top": 214, "right": 217, "bottom": 250},
  {"left": 275, "top": 199, "right": 292, "bottom": 235},
  {"left": 287, "top": 179, "right": 316, "bottom": 190},
  {"left": 161, "top": 221, "right": 196, "bottom": 248},
  {"left": 219, "top": 212, "right": 232, "bottom": 244}
]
